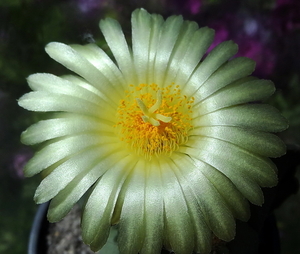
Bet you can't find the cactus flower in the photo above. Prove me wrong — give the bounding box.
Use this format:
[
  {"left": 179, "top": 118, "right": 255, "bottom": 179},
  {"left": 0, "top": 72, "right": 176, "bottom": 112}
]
[{"left": 19, "top": 9, "right": 288, "bottom": 254}]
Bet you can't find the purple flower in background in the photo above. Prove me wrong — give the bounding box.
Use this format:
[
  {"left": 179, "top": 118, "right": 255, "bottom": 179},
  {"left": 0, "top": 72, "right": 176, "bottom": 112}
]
[
  {"left": 186, "top": 0, "right": 202, "bottom": 14},
  {"left": 277, "top": 0, "right": 298, "bottom": 6},
  {"left": 77, "top": 0, "right": 110, "bottom": 13},
  {"left": 206, "top": 21, "right": 230, "bottom": 53},
  {"left": 207, "top": 12, "right": 276, "bottom": 78},
  {"left": 237, "top": 38, "right": 276, "bottom": 78},
  {"left": 272, "top": 0, "right": 300, "bottom": 35},
  {"left": 168, "top": 0, "right": 202, "bottom": 15},
  {"left": 10, "top": 148, "right": 33, "bottom": 179}
]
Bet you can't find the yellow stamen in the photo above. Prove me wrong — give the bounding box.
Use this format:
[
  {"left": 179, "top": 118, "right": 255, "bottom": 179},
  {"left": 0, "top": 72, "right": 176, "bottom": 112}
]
[{"left": 115, "top": 83, "right": 194, "bottom": 159}]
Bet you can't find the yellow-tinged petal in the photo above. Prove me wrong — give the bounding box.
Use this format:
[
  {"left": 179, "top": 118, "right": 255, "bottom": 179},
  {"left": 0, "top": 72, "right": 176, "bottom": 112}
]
[
  {"left": 118, "top": 160, "right": 146, "bottom": 254},
  {"left": 140, "top": 162, "right": 164, "bottom": 254},
  {"left": 160, "top": 157, "right": 195, "bottom": 254},
  {"left": 81, "top": 154, "right": 135, "bottom": 250},
  {"left": 47, "top": 149, "right": 125, "bottom": 222}
]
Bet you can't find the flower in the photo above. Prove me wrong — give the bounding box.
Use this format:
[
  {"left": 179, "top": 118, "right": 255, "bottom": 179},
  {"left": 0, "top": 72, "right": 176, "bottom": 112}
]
[{"left": 19, "top": 9, "right": 288, "bottom": 254}]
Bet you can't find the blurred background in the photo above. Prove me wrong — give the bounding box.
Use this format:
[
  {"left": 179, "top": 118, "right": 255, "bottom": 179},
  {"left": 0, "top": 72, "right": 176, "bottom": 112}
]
[{"left": 0, "top": 0, "right": 299, "bottom": 253}]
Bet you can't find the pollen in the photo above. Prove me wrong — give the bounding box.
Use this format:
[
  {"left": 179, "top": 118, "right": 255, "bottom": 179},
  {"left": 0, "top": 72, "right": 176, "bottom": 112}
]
[{"left": 115, "top": 83, "right": 194, "bottom": 159}]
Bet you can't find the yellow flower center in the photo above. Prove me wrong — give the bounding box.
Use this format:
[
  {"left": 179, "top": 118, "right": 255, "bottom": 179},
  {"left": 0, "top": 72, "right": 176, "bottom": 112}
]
[{"left": 115, "top": 83, "right": 194, "bottom": 159}]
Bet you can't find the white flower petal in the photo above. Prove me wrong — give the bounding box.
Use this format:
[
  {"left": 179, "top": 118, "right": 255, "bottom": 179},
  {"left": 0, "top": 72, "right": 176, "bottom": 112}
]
[
  {"left": 160, "top": 158, "right": 195, "bottom": 254},
  {"left": 192, "top": 155, "right": 264, "bottom": 205},
  {"left": 34, "top": 143, "right": 120, "bottom": 204},
  {"left": 24, "top": 133, "right": 117, "bottom": 177},
  {"left": 193, "top": 104, "right": 288, "bottom": 132},
  {"left": 152, "top": 14, "right": 183, "bottom": 86},
  {"left": 193, "top": 57, "right": 255, "bottom": 101},
  {"left": 131, "top": 8, "right": 153, "bottom": 84},
  {"left": 45, "top": 42, "right": 119, "bottom": 102},
  {"left": 118, "top": 160, "right": 146, "bottom": 254},
  {"left": 170, "top": 154, "right": 236, "bottom": 242},
  {"left": 140, "top": 161, "right": 164, "bottom": 254},
  {"left": 70, "top": 44, "right": 126, "bottom": 94},
  {"left": 187, "top": 136, "right": 278, "bottom": 187},
  {"left": 190, "top": 126, "right": 286, "bottom": 158},
  {"left": 193, "top": 158, "right": 250, "bottom": 222},
  {"left": 100, "top": 16, "right": 136, "bottom": 84},
  {"left": 172, "top": 26, "right": 214, "bottom": 88},
  {"left": 27, "top": 73, "right": 117, "bottom": 108},
  {"left": 81, "top": 155, "right": 134, "bottom": 251},
  {"left": 182, "top": 40, "right": 238, "bottom": 96},
  {"left": 18, "top": 91, "right": 115, "bottom": 119},
  {"left": 180, "top": 143, "right": 266, "bottom": 205},
  {"left": 194, "top": 78, "right": 275, "bottom": 113},
  {"left": 167, "top": 157, "right": 213, "bottom": 254},
  {"left": 21, "top": 114, "right": 112, "bottom": 145},
  {"left": 145, "top": 14, "right": 164, "bottom": 85},
  {"left": 174, "top": 153, "right": 250, "bottom": 222},
  {"left": 162, "top": 20, "right": 199, "bottom": 85},
  {"left": 61, "top": 74, "right": 105, "bottom": 97},
  {"left": 47, "top": 149, "right": 125, "bottom": 222}
]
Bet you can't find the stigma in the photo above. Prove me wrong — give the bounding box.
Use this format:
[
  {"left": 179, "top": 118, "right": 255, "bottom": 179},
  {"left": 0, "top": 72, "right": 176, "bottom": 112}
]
[{"left": 136, "top": 90, "right": 172, "bottom": 127}]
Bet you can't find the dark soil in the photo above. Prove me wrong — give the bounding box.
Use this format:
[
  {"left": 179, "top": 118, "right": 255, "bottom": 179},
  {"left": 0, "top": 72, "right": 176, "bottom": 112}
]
[{"left": 46, "top": 204, "right": 96, "bottom": 254}]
